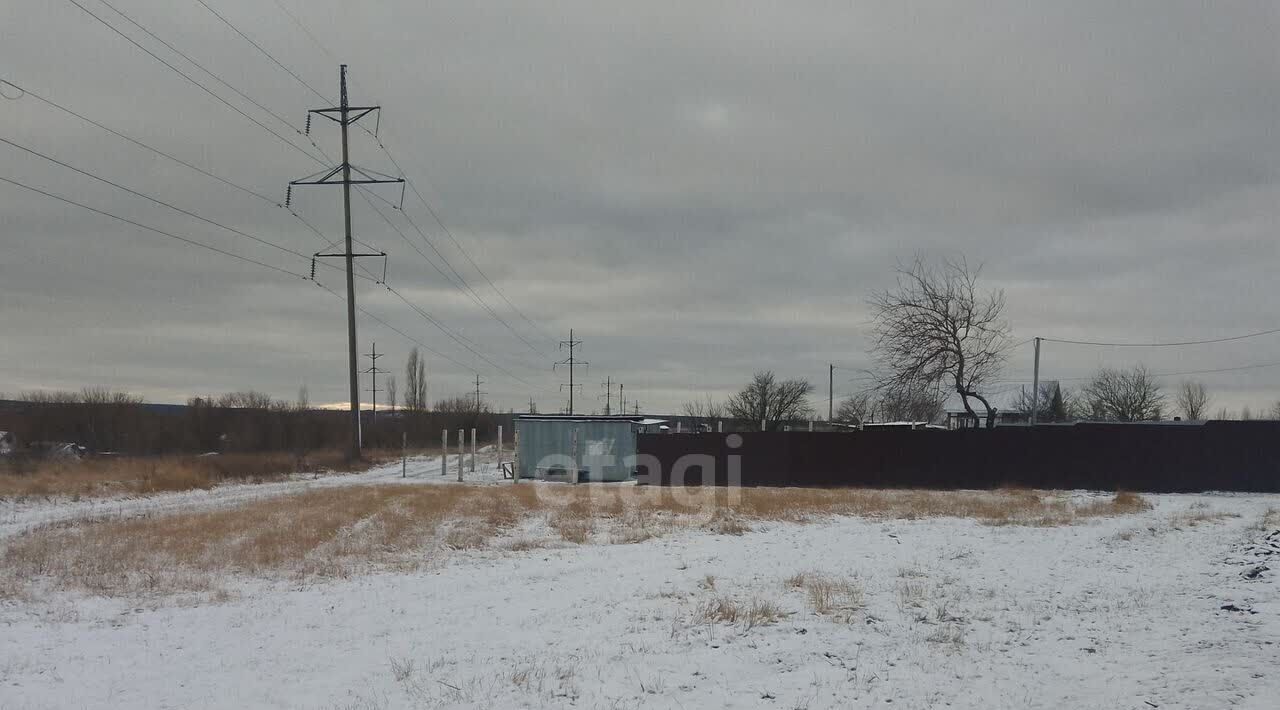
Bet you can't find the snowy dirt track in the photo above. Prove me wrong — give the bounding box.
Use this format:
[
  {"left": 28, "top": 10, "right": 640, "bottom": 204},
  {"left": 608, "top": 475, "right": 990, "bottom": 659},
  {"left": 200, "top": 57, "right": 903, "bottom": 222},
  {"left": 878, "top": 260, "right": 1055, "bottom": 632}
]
[{"left": 1, "top": 475, "right": 1277, "bottom": 709}]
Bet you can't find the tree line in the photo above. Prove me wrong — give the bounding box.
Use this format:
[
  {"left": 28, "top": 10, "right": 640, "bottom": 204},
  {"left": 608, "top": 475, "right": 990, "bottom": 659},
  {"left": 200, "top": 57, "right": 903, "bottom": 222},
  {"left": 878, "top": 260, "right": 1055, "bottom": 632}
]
[{"left": 682, "top": 256, "right": 1276, "bottom": 428}]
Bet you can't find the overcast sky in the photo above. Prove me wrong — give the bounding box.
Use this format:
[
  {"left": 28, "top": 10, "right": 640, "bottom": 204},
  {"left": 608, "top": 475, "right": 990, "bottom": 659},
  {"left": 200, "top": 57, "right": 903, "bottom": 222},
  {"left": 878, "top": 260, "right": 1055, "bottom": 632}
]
[{"left": 3, "top": 1, "right": 1279, "bottom": 415}]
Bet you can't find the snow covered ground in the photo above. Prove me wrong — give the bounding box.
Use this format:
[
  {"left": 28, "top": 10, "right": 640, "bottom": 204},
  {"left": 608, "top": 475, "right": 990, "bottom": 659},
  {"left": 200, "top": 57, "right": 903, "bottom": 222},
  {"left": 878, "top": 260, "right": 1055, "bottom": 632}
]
[{"left": 1, "top": 466, "right": 1277, "bottom": 709}]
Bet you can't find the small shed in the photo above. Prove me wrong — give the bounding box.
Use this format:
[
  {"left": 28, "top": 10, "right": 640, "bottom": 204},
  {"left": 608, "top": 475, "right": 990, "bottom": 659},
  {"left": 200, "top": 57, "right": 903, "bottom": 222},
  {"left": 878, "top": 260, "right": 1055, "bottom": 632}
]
[{"left": 515, "top": 415, "right": 665, "bottom": 482}]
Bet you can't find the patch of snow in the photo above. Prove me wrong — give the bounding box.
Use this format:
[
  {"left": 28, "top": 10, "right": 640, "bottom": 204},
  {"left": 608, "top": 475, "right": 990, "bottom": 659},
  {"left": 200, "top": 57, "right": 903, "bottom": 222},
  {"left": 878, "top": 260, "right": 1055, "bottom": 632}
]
[{"left": 1, "top": 493, "right": 1277, "bottom": 708}]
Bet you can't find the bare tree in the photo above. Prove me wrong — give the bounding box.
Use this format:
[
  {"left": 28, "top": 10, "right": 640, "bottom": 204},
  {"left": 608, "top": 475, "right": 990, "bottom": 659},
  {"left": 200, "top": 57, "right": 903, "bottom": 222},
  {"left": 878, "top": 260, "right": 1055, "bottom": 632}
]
[
  {"left": 384, "top": 376, "right": 397, "bottom": 413},
  {"left": 1174, "top": 380, "right": 1211, "bottom": 420},
  {"left": 724, "top": 371, "right": 815, "bottom": 428},
  {"left": 296, "top": 385, "right": 310, "bottom": 411},
  {"left": 874, "top": 385, "right": 946, "bottom": 423},
  {"left": 833, "top": 392, "right": 871, "bottom": 425},
  {"left": 404, "top": 348, "right": 427, "bottom": 412},
  {"left": 682, "top": 395, "right": 724, "bottom": 420},
  {"left": 1012, "top": 381, "right": 1074, "bottom": 423},
  {"left": 870, "top": 256, "right": 1010, "bottom": 428},
  {"left": 1081, "top": 366, "right": 1165, "bottom": 421}
]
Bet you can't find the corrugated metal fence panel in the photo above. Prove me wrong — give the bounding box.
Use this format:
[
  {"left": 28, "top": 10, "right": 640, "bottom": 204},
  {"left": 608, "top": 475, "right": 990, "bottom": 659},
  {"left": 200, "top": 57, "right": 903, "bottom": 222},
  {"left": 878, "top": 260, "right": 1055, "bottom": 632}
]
[
  {"left": 515, "top": 419, "right": 638, "bottom": 482},
  {"left": 637, "top": 422, "right": 1280, "bottom": 492}
]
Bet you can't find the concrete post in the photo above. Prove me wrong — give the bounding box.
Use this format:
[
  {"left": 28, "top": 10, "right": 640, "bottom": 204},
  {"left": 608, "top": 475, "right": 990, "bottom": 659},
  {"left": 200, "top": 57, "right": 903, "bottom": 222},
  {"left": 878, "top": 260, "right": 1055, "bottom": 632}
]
[
  {"left": 512, "top": 429, "right": 519, "bottom": 484},
  {"left": 497, "top": 425, "right": 503, "bottom": 465},
  {"left": 676, "top": 421, "right": 682, "bottom": 434},
  {"left": 808, "top": 420, "right": 814, "bottom": 432},
  {"left": 469, "top": 428, "right": 476, "bottom": 473},
  {"left": 457, "top": 428, "right": 464, "bottom": 481},
  {"left": 402, "top": 431, "right": 407, "bottom": 478},
  {"left": 717, "top": 420, "right": 722, "bottom": 433},
  {"left": 761, "top": 418, "right": 766, "bottom": 431},
  {"left": 441, "top": 429, "right": 448, "bottom": 476}
]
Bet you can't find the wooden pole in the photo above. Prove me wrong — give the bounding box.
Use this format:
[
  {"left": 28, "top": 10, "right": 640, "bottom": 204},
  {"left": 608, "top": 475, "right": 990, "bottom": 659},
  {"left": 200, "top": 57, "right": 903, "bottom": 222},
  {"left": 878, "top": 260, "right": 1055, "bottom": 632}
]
[{"left": 440, "top": 429, "right": 447, "bottom": 476}]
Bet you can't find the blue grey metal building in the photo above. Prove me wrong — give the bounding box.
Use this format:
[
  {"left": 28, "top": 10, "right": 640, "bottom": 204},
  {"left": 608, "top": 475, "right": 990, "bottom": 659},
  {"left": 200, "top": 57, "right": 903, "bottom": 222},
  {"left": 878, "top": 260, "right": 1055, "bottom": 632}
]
[{"left": 514, "top": 415, "right": 666, "bottom": 482}]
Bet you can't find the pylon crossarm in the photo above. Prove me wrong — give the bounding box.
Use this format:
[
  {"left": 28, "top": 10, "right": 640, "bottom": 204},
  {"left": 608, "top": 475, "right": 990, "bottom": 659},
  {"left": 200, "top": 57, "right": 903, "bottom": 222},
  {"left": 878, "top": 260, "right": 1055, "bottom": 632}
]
[
  {"left": 350, "top": 165, "right": 402, "bottom": 182},
  {"left": 290, "top": 165, "right": 343, "bottom": 185},
  {"left": 315, "top": 250, "right": 386, "bottom": 259},
  {"left": 310, "top": 106, "right": 380, "bottom": 124}
]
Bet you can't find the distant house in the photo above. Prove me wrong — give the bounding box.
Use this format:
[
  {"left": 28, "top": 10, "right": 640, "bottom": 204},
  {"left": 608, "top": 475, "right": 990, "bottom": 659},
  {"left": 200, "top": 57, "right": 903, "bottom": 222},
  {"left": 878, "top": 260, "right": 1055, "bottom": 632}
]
[{"left": 944, "top": 409, "right": 1028, "bottom": 430}]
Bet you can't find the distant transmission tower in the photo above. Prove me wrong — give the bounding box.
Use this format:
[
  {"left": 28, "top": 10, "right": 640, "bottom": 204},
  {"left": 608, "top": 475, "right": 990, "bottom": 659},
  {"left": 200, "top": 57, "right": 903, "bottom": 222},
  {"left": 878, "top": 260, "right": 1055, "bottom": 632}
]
[
  {"left": 288, "top": 65, "right": 403, "bottom": 459},
  {"left": 473, "top": 374, "right": 487, "bottom": 412},
  {"left": 599, "top": 375, "right": 613, "bottom": 415},
  {"left": 363, "top": 342, "right": 386, "bottom": 430},
  {"left": 554, "top": 328, "right": 587, "bottom": 415}
]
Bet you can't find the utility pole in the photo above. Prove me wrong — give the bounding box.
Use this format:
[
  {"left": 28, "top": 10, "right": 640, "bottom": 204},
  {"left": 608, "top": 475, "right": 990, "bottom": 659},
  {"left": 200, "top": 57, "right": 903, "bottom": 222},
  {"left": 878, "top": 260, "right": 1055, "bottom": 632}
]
[
  {"left": 528, "top": 396, "right": 537, "bottom": 414},
  {"left": 1030, "top": 337, "right": 1042, "bottom": 425},
  {"left": 829, "top": 363, "right": 834, "bottom": 421},
  {"left": 618, "top": 383, "right": 625, "bottom": 415},
  {"left": 554, "top": 328, "right": 587, "bottom": 415},
  {"left": 473, "top": 374, "right": 486, "bottom": 412},
  {"left": 633, "top": 401, "right": 640, "bottom": 416},
  {"left": 289, "top": 65, "right": 403, "bottom": 459},
  {"left": 600, "top": 376, "right": 613, "bottom": 415},
  {"left": 363, "top": 341, "right": 386, "bottom": 431}
]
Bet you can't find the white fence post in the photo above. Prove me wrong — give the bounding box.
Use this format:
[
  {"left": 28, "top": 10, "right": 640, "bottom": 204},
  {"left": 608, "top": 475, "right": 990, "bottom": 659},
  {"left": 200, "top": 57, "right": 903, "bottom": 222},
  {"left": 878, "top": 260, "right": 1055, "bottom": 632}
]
[
  {"left": 717, "top": 420, "right": 722, "bottom": 433},
  {"left": 402, "top": 431, "right": 407, "bottom": 478},
  {"left": 761, "top": 418, "right": 766, "bottom": 431},
  {"left": 808, "top": 420, "right": 814, "bottom": 432},
  {"left": 457, "top": 428, "right": 464, "bottom": 481},
  {"left": 512, "top": 429, "right": 519, "bottom": 483},
  {"left": 470, "top": 428, "right": 477, "bottom": 473},
  {"left": 498, "top": 425, "right": 503, "bottom": 466},
  {"left": 441, "top": 429, "right": 448, "bottom": 476},
  {"left": 676, "top": 421, "right": 682, "bottom": 434}
]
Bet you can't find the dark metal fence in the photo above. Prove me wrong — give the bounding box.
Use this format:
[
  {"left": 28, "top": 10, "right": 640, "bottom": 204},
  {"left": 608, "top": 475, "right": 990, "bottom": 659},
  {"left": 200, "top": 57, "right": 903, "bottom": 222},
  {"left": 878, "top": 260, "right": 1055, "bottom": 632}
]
[{"left": 637, "top": 422, "right": 1280, "bottom": 492}]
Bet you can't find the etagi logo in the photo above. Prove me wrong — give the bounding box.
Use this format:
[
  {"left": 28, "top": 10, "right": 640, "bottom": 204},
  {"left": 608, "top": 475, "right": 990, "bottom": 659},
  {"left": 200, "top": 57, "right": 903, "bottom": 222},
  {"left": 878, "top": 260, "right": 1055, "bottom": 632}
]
[{"left": 528, "top": 434, "right": 745, "bottom": 509}]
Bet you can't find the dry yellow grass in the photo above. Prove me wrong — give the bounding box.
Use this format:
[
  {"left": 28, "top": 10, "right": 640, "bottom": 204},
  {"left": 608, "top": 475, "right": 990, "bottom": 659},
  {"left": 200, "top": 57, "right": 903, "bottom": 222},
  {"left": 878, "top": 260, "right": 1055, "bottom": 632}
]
[
  {"left": 0, "top": 485, "right": 1152, "bottom": 600},
  {"left": 0, "top": 450, "right": 403, "bottom": 501},
  {"left": 630, "top": 486, "right": 1147, "bottom": 527},
  {"left": 693, "top": 595, "right": 785, "bottom": 629},
  {"left": 785, "top": 572, "right": 863, "bottom": 621},
  {"left": 1, "top": 485, "right": 540, "bottom": 598}
]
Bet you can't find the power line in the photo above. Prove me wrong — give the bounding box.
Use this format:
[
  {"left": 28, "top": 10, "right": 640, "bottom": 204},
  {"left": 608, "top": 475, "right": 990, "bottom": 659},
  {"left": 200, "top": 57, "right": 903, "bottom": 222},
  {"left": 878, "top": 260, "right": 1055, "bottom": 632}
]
[
  {"left": 65, "top": 0, "right": 323, "bottom": 165},
  {"left": 192, "top": 0, "right": 331, "bottom": 103},
  {"left": 0, "top": 175, "right": 306, "bottom": 279},
  {"left": 270, "top": 0, "right": 339, "bottom": 65},
  {"left": 1041, "top": 328, "right": 1280, "bottom": 348},
  {"left": 0, "top": 137, "right": 362, "bottom": 280},
  {"left": 381, "top": 283, "right": 545, "bottom": 386},
  {"left": 2, "top": 79, "right": 279, "bottom": 205},
  {"left": 367, "top": 139, "right": 558, "bottom": 346},
  {"left": 1, "top": 75, "right": 381, "bottom": 283},
  {"left": 356, "top": 186, "right": 549, "bottom": 358},
  {"left": 96, "top": 0, "right": 302, "bottom": 136},
  {"left": 1001, "top": 359, "right": 1280, "bottom": 384},
  {"left": 314, "top": 280, "right": 554, "bottom": 394}
]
